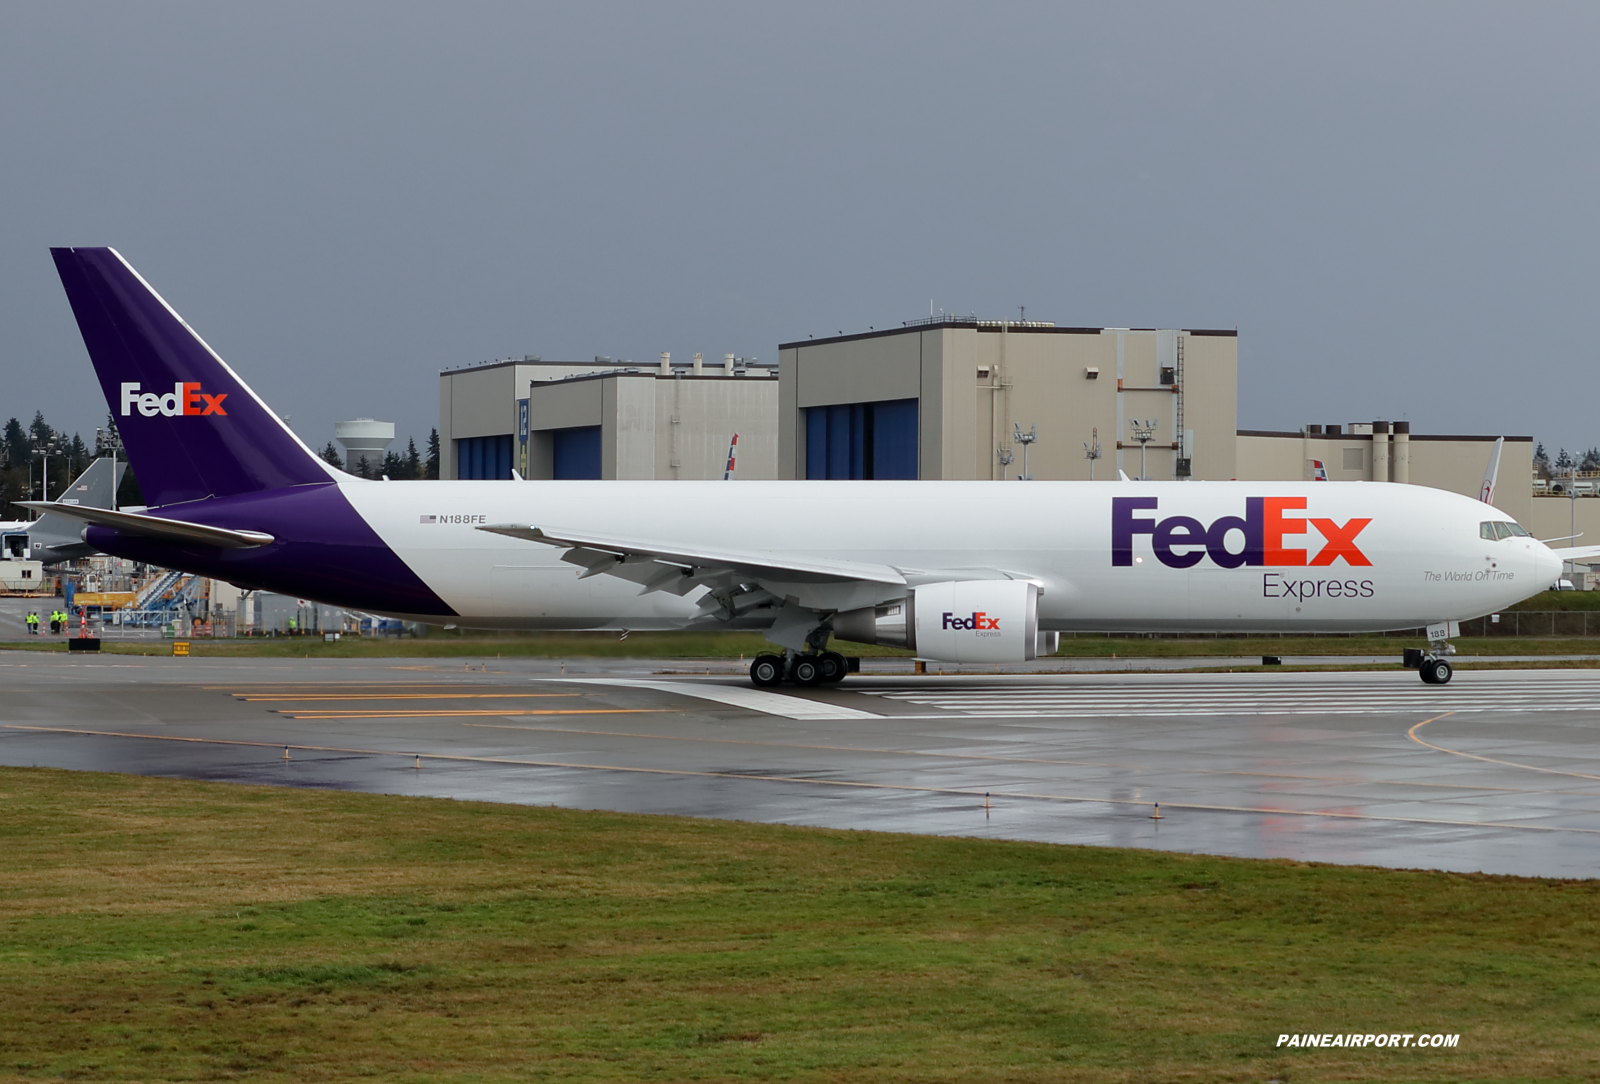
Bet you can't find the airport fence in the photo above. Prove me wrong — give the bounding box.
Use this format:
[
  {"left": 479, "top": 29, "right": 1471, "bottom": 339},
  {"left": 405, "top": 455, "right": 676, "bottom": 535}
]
[
  {"left": 96, "top": 610, "right": 223, "bottom": 638},
  {"left": 1458, "top": 611, "right": 1599, "bottom": 638},
  {"left": 1080, "top": 611, "right": 1597, "bottom": 640}
]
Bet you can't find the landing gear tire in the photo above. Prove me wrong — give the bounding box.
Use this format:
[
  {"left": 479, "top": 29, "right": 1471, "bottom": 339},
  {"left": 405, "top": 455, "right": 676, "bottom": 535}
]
[
  {"left": 790, "top": 656, "right": 824, "bottom": 687},
  {"left": 750, "top": 654, "right": 784, "bottom": 687},
  {"left": 818, "top": 651, "right": 849, "bottom": 683},
  {"left": 1420, "top": 658, "right": 1453, "bottom": 685}
]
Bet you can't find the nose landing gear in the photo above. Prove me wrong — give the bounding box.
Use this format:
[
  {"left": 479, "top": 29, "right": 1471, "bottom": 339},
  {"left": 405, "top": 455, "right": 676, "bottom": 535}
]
[
  {"left": 1419, "top": 656, "right": 1454, "bottom": 684},
  {"left": 1403, "top": 621, "right": 1460, "bottom": 685},
  {"left": 1403, "top": 645, "right": 1456, "bottom": 684}
]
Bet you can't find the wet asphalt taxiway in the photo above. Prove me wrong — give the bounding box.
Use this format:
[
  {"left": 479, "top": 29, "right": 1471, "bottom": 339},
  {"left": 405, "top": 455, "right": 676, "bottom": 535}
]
[{"left": 3, "top": 651, "right": 1598, "bottom": 878}]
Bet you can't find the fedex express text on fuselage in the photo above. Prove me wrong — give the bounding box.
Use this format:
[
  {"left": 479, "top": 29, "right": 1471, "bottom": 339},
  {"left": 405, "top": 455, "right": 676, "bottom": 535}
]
[{"left": 1112, "top": 496, "right": 1372, "bottom": 569}]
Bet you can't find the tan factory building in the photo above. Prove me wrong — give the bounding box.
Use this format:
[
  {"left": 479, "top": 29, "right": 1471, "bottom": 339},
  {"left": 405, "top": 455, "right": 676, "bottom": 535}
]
[
  {"left": 1237, "top": 423, "right": 1534, "bottom": 520},
  {"left": 1236, "top": 424, "right": 1600, "bottom": 555},
  {"left": 777, "top": 320, "right": 1239, "bottom": 481},
  {"left": 439, "top": 353, "right": 776, "bottom": 480}
]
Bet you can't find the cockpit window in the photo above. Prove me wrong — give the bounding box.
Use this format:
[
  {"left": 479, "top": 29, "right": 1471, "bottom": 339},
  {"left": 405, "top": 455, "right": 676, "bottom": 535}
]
[{"left": 1482, "top": 520, "right": 1531, "bottom": 540}]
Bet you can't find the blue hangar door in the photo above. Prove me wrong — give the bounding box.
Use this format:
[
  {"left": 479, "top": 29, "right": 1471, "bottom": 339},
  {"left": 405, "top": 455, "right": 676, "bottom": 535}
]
[
  {"left": 804, "top": 398, "right": 918, "bottom": 480},
  {"left": 455, "top": 434, "right": 515, "bottom": 479},
  {"left": 552, "top": 426, "right": 602, "bottom": 480}
]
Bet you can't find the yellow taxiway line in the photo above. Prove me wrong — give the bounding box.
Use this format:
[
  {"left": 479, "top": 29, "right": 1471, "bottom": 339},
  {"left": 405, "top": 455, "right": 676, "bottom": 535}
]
[{"left": 1409, "top": 711, "right": 1600, "bottom": 782}]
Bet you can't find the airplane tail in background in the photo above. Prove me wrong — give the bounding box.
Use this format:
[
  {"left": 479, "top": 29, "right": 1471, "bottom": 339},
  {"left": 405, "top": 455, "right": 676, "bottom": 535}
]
[
  {"left": 1480, "top": 436, "right": 1504, "bottom": 505},
  {"left": 47, "top": 455, "right": 125, "bottom": 511},
  {"left": 50, "top": 248, "right": 335, "bottom": 508},
  {"left": 25, "top": 457, "right": 128, "bottom": 564}
]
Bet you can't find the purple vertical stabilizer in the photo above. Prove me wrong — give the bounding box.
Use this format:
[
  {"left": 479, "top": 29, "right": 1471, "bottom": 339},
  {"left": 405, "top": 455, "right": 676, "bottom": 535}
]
[{"left": 51, "top": 247, "right": 333, "bottom": 508}]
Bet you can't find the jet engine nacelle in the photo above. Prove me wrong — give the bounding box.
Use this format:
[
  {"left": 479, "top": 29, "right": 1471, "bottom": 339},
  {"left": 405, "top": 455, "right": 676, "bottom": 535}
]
[{"left": 834, "top": 580, "right": 1042, "bottom": 663}]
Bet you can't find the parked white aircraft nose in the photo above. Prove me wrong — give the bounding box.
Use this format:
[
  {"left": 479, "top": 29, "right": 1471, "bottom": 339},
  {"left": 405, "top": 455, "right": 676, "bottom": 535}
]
[{"left": 1534, "top": 542, "right": 1564, "bottom": 589}]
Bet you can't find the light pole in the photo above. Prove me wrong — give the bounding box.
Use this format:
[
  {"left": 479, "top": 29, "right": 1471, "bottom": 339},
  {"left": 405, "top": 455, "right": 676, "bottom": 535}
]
[
  {"left": 1129, "top": 419, "right": 1158, "bottom": 480},
  {"left": 96, "top": 424, "right": 125, "bottom": 511},
  {"left": 1083, "top": 427, "right": 1101, "bottom": 480},
  {"left": 1570, "top": 460, "right": 1579, "bottom": 585},
  {"left": 1013, "top": 423, "right": 1037, "bottom": 480},
  {"left": 996, "top": 445, "right": 1014, "bottom": 481},
  {"left": 34, "top": 436, "right": 64, "bottom": 508}
]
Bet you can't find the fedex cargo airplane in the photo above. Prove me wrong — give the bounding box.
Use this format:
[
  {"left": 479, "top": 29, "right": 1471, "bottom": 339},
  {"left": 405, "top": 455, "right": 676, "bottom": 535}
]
[{"left": 29, "top": 248, "right": 1588, "bottom": 688}]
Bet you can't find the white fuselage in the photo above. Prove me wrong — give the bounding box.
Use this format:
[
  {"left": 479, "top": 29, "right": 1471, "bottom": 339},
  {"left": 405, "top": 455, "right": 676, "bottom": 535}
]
[{"left": 339, "top": 478, "right": 1560, "bottom": 633}]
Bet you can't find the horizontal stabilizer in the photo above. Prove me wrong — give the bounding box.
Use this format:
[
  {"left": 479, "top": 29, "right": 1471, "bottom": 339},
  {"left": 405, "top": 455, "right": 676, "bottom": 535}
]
[
  {"left": 477, "top": 524, "right": 906, "bottom": 585},
  {"left": 17, "top": 502, "right": 274, "bottom": 550}
]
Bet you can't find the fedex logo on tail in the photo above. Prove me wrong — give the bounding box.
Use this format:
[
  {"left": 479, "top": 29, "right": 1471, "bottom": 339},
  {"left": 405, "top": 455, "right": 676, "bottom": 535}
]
[
  {"left": 120, "top": 382, "right": 228, "bottom": 418},
  {"left": 1113, "top": 496, "right": 1371, "bottom": 569}
]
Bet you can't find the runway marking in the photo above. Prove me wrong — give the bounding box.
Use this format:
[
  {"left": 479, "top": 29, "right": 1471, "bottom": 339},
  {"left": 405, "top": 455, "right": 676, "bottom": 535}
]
[
  {"left": 204, "top": 684, "right": 516, "bottom": 690},
  {"left": 274, "top": 709, "right": 662, "bottom": 720},
  {"left": 861, "top": 674, "right": 1600, "bottom": 718},
  {"left": 553, "top": 678, "right": 881, "bottom": 720},
  {"left": 390, "top": 664, "right": 522, "bottom": 673},
  {"left": 235, "top": 693, "right": 585, "bottom": 701},
  {"left": 1408, "top": 712, "right": 1600, "bottom": 782},
  {"left": 4, "top": 723, "right": 1596, "bottom": 837}
]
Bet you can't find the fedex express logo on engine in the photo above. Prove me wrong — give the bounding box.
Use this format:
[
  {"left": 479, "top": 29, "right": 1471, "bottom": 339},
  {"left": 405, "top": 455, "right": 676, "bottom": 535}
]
[
  {"left": 943, "top": 611, "right": 999, "bottom": 630},
  {"left": 1113, "top": 496, "right": 1371, "bottom": 568},
  {"left": 119, "top": 382, "right": 228, "bottom": 418}
]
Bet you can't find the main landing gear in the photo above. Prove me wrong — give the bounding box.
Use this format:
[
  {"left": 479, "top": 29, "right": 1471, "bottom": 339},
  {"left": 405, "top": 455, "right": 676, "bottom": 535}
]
[
  {"left": 1403, "top": 646, "right": 1455, "bottom": 685},
  {"left": 749, "top": 650, "right": 852, "bottom": 688}
]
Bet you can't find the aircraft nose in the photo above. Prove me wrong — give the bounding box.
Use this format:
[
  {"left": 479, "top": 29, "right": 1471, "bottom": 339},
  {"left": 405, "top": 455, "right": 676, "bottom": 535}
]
[{"left": 1534, "top": 543, "right": 1563, "bottom": 588}]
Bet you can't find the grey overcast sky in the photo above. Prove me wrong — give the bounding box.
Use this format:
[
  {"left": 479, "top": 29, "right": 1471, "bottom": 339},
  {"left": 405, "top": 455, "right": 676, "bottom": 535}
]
[{"left": 2, "top": 2, "right": 1596, "bottom": 459}]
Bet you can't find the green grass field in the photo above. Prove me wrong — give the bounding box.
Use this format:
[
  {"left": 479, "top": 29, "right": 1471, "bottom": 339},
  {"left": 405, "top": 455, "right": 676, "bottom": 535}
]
[
  {"left": 0, "top": 768, "right": 1595, "bottom": 1082},
  {"left": 1505, "top": 590, "right": 1600, "bottom": 612}
]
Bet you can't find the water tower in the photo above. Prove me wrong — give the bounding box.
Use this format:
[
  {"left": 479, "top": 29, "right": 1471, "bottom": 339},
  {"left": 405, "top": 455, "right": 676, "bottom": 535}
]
[{"left": 334, "top": 418, "right": 395, "bottom": 469}]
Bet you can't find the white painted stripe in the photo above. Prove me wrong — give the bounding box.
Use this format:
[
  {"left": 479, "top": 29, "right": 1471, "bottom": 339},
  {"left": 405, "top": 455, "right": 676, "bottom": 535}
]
[
  {"left": 875, "top": 706, "right": 1592, "bottom": 718},
  {"left": 876, "top": 700, "right": 1600, "bottom": 716},
  {"left": 555, "top": 678, "right": 881, "bottom": 720},
  {"left": 860, "top": 683, "right": 1600, "bottom": 718}
]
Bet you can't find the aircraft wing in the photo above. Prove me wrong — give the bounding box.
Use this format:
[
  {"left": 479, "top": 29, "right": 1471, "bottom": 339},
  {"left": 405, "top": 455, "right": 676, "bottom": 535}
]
[
  {"left": 17, "top": 502, "right": 274, "bottom": 550},
  {"left": 478, "top": 524, "right": 905, "bottom": 585},
  {"left": 1550, "top": 544, "right": 1600, "bottom": 564},
  {"left": 477, "top": 523, "right": 906, "bottom": 613}
]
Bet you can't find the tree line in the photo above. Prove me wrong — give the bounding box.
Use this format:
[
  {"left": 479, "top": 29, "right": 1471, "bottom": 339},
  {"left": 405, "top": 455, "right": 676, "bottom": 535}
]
[
  {"left": 1, "top": 412, "right": 443, "bottom": 520},
  {"left": 0, "top": 412, "right": 133, "bottom": 519},
  {"left": 318, "top": 430, "right": 441, "bottom": 480},
  {"left": 1533, "top": 444, "right": 1600, "bottom": 478}
]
